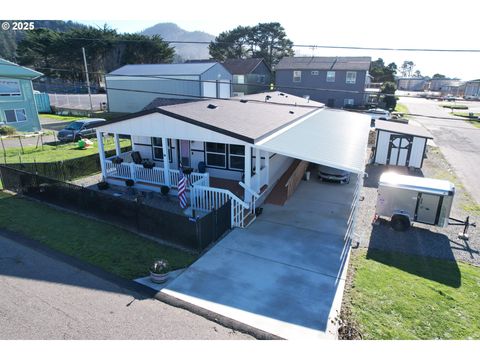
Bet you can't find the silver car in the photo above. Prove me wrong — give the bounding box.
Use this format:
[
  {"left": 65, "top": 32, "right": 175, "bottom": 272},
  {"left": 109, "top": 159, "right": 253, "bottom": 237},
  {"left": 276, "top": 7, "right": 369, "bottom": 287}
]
[
  {"left": 57, "top": 118, "right": 106, "bottom": 142},
  {"left": 318, "top": 165, "right": 350, "bottom": 184}
]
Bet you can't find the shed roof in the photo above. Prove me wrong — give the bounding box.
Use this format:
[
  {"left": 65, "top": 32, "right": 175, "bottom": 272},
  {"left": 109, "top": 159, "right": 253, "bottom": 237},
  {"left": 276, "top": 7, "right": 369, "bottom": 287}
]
[
  {"left": 0, "top": 58, "right": 43, "bottom": 79},
  {"left": 375, "top": 120, "right": 433, "bottom": 139},
  {"left": 275, "top": 56, "right": 371, "bottom": 71},
  {"left": 108, "top": 62, "right": 220, "bottom": 76},
  {"left": 223, "top": 58, "right": 268, "bottom": 75}
]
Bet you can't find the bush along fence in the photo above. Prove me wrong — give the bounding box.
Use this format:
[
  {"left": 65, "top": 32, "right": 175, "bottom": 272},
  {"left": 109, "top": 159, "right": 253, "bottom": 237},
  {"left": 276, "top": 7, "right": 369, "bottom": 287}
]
[
  {"left": 0, "top": 165, "right": 231, "bottom": 252},
  {"left": 5, "top": 146, "right": 131, "bottom": 181}
]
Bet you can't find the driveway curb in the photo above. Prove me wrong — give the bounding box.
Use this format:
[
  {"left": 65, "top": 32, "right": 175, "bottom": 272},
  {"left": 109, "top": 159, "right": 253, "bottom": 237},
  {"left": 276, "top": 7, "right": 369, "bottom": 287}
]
[{"left": 0, "top": 228, "right": 278, "bottom": 340}]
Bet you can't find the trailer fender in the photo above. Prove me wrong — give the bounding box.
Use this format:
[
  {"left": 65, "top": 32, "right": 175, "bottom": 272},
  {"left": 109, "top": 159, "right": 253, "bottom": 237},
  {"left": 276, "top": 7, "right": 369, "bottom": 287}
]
[{"left": 391, "top": 214, "right": 411, "bottom": 232}]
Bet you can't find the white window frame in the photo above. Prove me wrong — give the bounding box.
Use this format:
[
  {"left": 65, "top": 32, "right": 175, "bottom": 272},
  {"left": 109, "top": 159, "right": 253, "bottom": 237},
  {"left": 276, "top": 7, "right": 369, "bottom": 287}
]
[
  {"left": 151, "top": 137, "right": 172, "bottom": 162},
  {"left": 4, "top": 108, "right": 27, "bottom": 123},
  {"left": 0, "top": 78, "right": 22, "bottom": 97},
  {"left": 343, "top": 98, "right": 354, "bottom": 106},
  {"left": 346, "top": 71, "right": 357, "bottom": 84},
  {"left": 326, "top": 71, "right": 336, "bottom": 82},
  {"left": 205, "top": 142, "right": 227, "bottom": 169},
  {"left": 228, "top": 144, "right": 245, "bottom": 171},
  {"left": 311, "top": 71, "right": 319, "bottom": 76},
  {"left": 293, "top": 70, "right": 302, "bottom": 83}
]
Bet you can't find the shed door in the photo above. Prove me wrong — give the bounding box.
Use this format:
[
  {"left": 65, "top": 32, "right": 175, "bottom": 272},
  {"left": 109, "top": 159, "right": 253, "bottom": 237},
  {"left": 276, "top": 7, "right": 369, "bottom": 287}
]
[
  {"left": 387, "top": 134, "right": 413, "bottom": 166},
  {"left": 416, "top": 193, "right": 440, "bottom": 225}
]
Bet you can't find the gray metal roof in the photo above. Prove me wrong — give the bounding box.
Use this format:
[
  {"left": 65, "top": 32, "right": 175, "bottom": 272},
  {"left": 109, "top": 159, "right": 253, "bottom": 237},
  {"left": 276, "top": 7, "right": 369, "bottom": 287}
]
[
  {"left": 223, "top": 58, "right": 267, "bottom": 75},
  {"left": 375, "top": 120, "right": 433, "bottom": 139},
  {"left": 379, "top": 172, "right": 454, "bottom": 195},
  {"left": 108, "top": 62, "right": 219, "bottom": 76},
  {"left": 0, "top": 58, "right": 43, "bottom": 79},
  {"left": 275, "top": 56, "right": 371, "bottom": 71}
]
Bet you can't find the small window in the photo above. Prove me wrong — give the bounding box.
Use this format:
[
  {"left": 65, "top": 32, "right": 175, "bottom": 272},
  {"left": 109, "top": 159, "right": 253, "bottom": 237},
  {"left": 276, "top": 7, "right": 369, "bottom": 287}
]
[
  {"left": 229, "top": 144, "right": 245, "bottom": 171},
  {"left": 346, "top": 71, "right": 357, "bottom": 84},
  {"left": 0, "top": 78, "right": 21, "bottom": 97},
  {"left": 326, "top": 71, "right": 336, "bottom": 82},
  {"left": 151, "top": 137, "right": 172, "bottom": 162},
  {"left": 344, "top": 98, "right": 354, "bottom": 106},
  {"left": 293, "top": 70, "right": 302, "bottom": 83},
  {"left": 233, "top": 75, "right": 245, "bottom": 84},
  {"left": 4, "top": 109, "right": 27, "bottom": 123},
  {"left": 256, "top": 75, "right": 266, "bottom": 83},
  {"left": 205, "top": 142, "right": 226, "bottom": 168},
  {"left": 311, "top": 71, "right": 319, "bottom": 76}
]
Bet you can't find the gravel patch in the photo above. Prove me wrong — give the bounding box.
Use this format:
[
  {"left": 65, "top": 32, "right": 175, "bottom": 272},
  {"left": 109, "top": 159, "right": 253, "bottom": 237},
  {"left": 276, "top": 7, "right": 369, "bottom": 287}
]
[{"left": 355, "top": 147, "right": 480, "bottom": 266}]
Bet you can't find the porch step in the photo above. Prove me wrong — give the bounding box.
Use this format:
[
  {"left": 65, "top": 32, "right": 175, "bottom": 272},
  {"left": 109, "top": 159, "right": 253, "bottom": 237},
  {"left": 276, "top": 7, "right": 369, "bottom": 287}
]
[{"left": 242, "top": 212, "right": 256, "bottom": 228}]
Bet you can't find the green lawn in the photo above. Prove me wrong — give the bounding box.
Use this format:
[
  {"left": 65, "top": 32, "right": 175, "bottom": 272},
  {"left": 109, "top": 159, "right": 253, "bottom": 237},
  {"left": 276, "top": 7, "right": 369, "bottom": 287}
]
[
  {"left": 451, "top": 112, "right": 480, "bottom": 128},
  {"left": 394, "top": 103, "right": 409, "bottom": 114},
  {"left": 0, "top": 191, "right": 196, "bottom": 279},
  {"left": 1, "top": 137, "right": 131, "bottom": 163},
  {"left": 344, "top": 249, "right": 480, "bottom": 339},
  {"left": 39, "top": 114, "right": 85, "bottom": 122}
]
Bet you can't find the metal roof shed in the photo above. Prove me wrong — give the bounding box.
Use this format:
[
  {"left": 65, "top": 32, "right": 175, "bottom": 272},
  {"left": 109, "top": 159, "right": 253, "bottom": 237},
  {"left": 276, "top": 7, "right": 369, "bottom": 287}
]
[{"left": 372, "top": 120, "right": 433, "bottom": 169}]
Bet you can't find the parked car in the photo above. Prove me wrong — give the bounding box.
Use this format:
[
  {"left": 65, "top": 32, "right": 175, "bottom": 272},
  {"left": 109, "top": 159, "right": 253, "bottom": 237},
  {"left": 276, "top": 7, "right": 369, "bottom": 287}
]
[
  {"left": 57, "top": 118, "right": 106, "bottom": 142},
  {"left": 365, "top": 108, "right": 391, "bottom": 121},
  {"left": 318, "top": 165, "right": 350, "bottom": 184}
]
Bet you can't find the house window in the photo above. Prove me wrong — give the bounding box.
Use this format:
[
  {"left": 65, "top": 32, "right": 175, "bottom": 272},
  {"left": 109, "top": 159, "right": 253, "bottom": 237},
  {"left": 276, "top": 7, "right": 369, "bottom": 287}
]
[
  {"left": 311, "top": 71, "right": 319, "bottom": 76},
  {"left": 229, "top": 144, "right": 245, "bottom": 170},
  {"left": 344, "top": 98, "right": 354, "bottom": 106},
  {"left": 293, "top": 71, "right": 302, "bottom": 83},
  {"left": 233, "top": 75, "right": 245, "bottom": 84},
  {"left": 205, "top": 142, "right": 226, "bottom": 168},
  {"left": 0, "top": 78, "right": 21, "bottom": 97},
  {"left": 256, "top": 75, "right": 266, "bottom": 83},
  {"left": 4, "top": 109, "right": 27, "bottom": 123},
  {"left": 151, "top": 137, "right": 172, "bottom": 162},
  {"left": 346, "top": 71, "right": 357, "bottom": 84},
  {"left": 326, "top": 71, "right": 336, "bottom": 82}
]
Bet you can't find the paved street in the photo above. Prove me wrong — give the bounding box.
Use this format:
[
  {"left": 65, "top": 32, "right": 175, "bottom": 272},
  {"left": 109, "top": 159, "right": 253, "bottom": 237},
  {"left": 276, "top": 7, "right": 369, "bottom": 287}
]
[
  {"left": 0, "top": 234, "right": 253, "bottom": 340},
  {"left": 400, "top": 97, "right": 480, "bottom": 204}
]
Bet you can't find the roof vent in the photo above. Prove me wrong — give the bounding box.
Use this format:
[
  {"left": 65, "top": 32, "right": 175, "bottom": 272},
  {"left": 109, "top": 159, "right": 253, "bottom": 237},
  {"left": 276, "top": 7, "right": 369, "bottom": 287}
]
[
  {"left": 207, "top": 104, "right": 218, "bottom": 109},
  {"left": 240, "top": 99, "right": 248, "bottom": 103},
  {"left": 289, "top": 111, "right": 294, "bottom": 114},
  {"left": 265, "top": 95, "right": 272, "bottom": 102},
  {"left": 279, "top": 93, "right": 285, "bottom": 96}
]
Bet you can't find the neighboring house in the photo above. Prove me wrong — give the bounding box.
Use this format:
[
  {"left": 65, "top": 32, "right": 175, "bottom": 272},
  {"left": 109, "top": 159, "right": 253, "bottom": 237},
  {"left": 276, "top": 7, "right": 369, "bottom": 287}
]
[
  {"left": 427, "top": 78, "right": 465, "bottom": 96},
  {"left": 274, "top": 56, "right": 372, "bottom": 108},
  {"left": 464, "top": 79, "right": 480, "bottom": 99},
  {"left": 106, "top": 62, "right": 232, "bottom": 113},
  {"left": 0, "top": 58, "right": 42, "bottom": 132},
  {"left": 95, "top": 91, "right": 370, "bottom": 228},
  {"left": 396, "top": 77, "right": 428, "bottom": 92},
  {"left": 222, "top": 58, "right": 272, "bottom": 96}
]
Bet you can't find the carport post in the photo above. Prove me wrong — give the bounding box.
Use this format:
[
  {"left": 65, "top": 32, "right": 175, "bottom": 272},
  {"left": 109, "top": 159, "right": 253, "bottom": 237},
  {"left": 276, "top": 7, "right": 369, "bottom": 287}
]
[
  {"left": 162, "top": 137, "right": 171, "bottom": 186},
  {"left": 96, "top": 130, "right": 107, "bottom": 179},
  {"left": 254, "top": 147, "right": 261, "bottom": 192},
  {"left": 114, "top": 133, "right": 121, "bottom": 156},
  {"left": 244, "top": 145, "right": 252, "bottom": 199}
]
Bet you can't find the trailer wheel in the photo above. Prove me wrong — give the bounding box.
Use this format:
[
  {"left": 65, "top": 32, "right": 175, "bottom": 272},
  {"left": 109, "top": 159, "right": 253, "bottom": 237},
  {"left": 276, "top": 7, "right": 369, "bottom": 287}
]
[{"left": 391, "top": 215, "right": 410, "bottom": 231}]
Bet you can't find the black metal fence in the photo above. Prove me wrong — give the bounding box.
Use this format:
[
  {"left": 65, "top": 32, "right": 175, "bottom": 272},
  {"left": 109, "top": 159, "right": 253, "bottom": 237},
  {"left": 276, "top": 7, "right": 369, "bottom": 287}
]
[{"left": 0, "top": 165, "right": 231, "bottom": 252}]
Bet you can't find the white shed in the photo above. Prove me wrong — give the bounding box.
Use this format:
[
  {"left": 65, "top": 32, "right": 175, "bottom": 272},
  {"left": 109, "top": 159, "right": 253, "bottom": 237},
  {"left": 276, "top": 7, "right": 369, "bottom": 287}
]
[{"left": 372, "top": 120, "right": 433, "bottom": 168}]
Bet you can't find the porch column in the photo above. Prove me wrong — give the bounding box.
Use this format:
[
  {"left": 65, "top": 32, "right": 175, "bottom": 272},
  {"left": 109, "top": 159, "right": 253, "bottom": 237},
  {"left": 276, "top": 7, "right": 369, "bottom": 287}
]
[
  {"left": 96, "top": 130, "right": 107, "bottom": 179},
  {"left": 244, "top": 145, "right": 252, "bottom": 201},
  {"left": 254, "top": 147, "right": 261, "bottom": 192},
  {"left": 162, "top": 137, "right": 171, "bottom": 186},
  {"left": 264, "top": 151, "right": 270, "bottom": 187},
  {"left": 114, "top": 133, "right": 121, "bottom": 156}
]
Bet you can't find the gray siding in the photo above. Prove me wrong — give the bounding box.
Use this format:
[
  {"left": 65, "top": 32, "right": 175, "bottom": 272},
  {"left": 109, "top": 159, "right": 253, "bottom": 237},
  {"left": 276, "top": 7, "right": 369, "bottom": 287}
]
[
  {"left": 275, "top": 69, "right": 367, "bottom": 107},
  {"left": 232, "top": 62, "right": 272, "bottom": 95}
]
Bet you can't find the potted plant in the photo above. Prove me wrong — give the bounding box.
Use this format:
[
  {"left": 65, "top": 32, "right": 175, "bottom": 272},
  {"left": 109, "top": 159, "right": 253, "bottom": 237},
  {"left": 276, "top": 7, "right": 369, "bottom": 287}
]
[
  {"left": 161, "top": 185, "right": 170, "bottom": 196},
  {"left": 149, "top": 259, "right": 170, "bottom": 283},
  {"left": 183, "top": 166, "right": 193, "bottom": 175},
  {"left": 97, "top": 181, "right": 109, "bottom": 190},
  {"left": 112, "top": 156, "right": 124, "bottom": 164},
  {"left": 142, "top": 160, "right": 155, "bottom": 169}
]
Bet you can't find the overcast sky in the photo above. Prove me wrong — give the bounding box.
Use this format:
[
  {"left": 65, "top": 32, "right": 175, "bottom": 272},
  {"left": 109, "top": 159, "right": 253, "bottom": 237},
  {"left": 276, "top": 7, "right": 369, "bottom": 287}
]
[{"left": 6, "top": 0, "right": 480, "bottom": 80}]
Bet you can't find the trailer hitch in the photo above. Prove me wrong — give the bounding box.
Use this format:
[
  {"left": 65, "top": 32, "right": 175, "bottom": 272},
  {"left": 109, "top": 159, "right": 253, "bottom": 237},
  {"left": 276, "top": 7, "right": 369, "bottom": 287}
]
[{"left": 448, "top": 216, "right": 477, "bottom": 240}]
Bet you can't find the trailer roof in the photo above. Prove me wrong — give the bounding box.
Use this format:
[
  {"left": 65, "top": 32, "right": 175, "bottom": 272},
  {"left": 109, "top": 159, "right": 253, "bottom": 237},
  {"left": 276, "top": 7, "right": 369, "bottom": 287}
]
[{"left": 379, "top": 172, "right": 455, "bottom": 195}]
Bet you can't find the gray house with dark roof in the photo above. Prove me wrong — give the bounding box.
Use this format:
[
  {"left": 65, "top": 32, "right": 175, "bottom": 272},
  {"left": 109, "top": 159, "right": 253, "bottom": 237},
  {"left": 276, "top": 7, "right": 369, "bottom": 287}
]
[
  {"left": 275, "top": 56, "right": 372, "bottom": 108},
  {"left": 222, "top": 58, "right": 272, "bottom": 96},
  {"left": 106, "top": 62, "right": 232, "bottom": 113}
]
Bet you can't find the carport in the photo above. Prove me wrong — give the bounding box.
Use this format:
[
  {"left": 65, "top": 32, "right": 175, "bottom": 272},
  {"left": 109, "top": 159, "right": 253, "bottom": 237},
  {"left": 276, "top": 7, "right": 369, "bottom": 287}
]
[{"left": 160, "top": 108, "right": 371, "bottom": 339}]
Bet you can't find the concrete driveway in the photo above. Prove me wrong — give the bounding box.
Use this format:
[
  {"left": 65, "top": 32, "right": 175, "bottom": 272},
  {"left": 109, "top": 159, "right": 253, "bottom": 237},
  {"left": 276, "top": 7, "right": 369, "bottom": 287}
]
[{"left": 162, "top": 172, "right": 357, "bottom": 339}]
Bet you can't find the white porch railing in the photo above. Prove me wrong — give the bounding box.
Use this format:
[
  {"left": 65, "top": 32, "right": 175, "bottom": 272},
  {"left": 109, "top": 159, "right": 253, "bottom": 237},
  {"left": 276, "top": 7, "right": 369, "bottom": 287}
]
[{"left": 105, "top": 159, "right": 208, "bottom": 189}]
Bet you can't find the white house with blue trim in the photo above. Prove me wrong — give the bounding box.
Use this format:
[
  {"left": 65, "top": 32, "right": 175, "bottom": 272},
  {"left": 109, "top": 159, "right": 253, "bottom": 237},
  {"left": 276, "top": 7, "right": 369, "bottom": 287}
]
[{"left": 0, "top": 58, "right": 42, "bottom": 132}]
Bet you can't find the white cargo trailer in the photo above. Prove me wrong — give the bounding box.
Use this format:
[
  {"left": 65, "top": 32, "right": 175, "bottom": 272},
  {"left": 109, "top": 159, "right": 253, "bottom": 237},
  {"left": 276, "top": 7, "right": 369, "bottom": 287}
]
[{"left": 376, "top": 172, "right": 455, "bottom": 231}]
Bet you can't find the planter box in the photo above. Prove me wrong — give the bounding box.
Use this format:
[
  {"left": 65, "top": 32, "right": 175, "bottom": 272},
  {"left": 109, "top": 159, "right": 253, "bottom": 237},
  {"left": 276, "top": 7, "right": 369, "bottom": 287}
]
[{"left": 150, "top": 271, "right": 169, "bottom": 284}]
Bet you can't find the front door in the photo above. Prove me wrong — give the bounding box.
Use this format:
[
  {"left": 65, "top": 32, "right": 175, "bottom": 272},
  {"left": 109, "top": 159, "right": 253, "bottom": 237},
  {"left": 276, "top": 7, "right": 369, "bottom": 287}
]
[
  {"left": 416, "top": 193, "right": 440, "bottom": 225},
  {"left": 387, "top": 134, "right": 413, "bottom": 166},
  {"left": 178, "top": 140, "right": 191, "bottom": 167}
]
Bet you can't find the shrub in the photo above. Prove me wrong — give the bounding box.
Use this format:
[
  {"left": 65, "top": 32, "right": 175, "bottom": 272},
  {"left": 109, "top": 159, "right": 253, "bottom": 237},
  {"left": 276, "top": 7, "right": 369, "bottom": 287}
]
[{"left": 0, "top": 125, "right": 16, "bottom": 136}]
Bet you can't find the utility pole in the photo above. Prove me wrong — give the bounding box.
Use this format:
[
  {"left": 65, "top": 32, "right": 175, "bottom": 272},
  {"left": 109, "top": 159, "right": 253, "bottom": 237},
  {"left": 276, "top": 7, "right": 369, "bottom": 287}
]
[{"left": 82, "top": 47, "right": 94, "bottom": 113}]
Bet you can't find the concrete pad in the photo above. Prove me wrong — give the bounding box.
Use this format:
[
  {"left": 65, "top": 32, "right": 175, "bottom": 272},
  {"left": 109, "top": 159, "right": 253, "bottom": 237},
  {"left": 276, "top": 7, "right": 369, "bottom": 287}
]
[{"left": 162, "top": 176, "right": 357, "bottom": 339}]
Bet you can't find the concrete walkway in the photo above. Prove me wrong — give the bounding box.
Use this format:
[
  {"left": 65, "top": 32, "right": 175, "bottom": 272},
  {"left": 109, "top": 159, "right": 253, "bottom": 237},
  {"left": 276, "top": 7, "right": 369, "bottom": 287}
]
[{"left": 162, "top": 175, "right": 356, "bottom": 339}]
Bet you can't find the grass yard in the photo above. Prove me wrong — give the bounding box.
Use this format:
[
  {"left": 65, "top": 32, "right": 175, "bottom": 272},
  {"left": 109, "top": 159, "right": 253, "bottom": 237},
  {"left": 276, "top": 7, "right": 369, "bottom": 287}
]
[
  {"left": 451, "top": 112, "right": 480, "bottom": 128},
  {"left": 0, "top": 191, "right": 196, "bottom": 279},
  {"left": 343, "top": 249, "right": 480, "bottom": 339},
  {"left": 39, "top": 114, "right": 85, "bottom": 122},
  {"left": 1, "top": 137, "right": 131, "bottom": 163},
  {"left": 394, "top": 103, "right": 409, "bottom": 114}
]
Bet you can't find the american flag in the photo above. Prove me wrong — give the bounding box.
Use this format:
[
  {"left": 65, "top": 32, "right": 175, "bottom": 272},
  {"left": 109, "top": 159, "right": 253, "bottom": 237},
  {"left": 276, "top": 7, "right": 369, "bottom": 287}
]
[{"left": 178, "top": 164, "right": 188, "bottom": 209}]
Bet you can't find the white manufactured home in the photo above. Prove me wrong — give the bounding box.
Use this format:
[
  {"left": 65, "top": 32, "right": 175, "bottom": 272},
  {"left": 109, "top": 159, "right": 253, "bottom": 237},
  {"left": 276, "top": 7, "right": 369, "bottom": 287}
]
[{"left": 95, "top": 92, "right": 371, "bottom": 228}]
